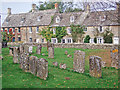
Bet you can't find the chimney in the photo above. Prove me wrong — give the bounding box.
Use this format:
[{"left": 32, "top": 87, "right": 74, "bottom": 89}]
[
  {"left": 55, "top": 3, "right": 59, "bottom": 13},
  {"left": 84, "top": 4, "right": 90, "bottom": 13},
  {"left": 7, "top": 8, "right": 11, "bottom": 15},
  {"left": 32, "top": 4, "right": 36, "bottom": 12}
]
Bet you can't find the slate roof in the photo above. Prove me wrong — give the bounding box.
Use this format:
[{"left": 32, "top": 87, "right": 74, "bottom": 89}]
[
  {"left": 83, "top": 10, "right": 120, "bottom": 26},
  {"left": 2, "top": 9, "right": 57, "bottom": 27}
]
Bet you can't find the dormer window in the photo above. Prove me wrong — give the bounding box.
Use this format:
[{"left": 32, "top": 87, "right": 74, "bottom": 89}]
[
  {"left": 100, "top": 15, "right": 106, "bottom": 21},
  {"left": 70, "top": 16, "right": 75, "bottom": 23},
  {"left": 98, "top": 26, "right": 104, "bottom": 33},
  {"left": 56, "top": 16, "right": 60, "bottom": 23},
  {"left": 21, "top": 17, "right": 25, "bottom": 22},
  {"left": 37, "top": 16, "right": 43, "bottom": 21}
]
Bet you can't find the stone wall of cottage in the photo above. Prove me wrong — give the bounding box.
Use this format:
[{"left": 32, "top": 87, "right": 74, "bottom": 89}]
[{"left": 7, "top": 42, "right": 119, "bottom": 49}]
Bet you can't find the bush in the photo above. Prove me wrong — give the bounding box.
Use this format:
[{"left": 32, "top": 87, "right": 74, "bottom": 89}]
[
  {"left": 94, "top": 37, "right": 97, "bottom": 43},
  {"left": 84, "top": 35, "right": 90, "bottom": 43}
]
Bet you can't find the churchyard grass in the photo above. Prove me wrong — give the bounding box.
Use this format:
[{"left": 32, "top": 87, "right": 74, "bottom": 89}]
[{"left": 2, "top": 47, "right": 118, "bottom": 88}]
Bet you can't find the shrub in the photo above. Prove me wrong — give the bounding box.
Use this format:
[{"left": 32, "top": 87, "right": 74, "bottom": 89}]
[
  {"left": 84, "top": 35, "right": 90, "bottom": 43},
  {"left": 94, "top": 37, "right": 97, "bottom": 43}
]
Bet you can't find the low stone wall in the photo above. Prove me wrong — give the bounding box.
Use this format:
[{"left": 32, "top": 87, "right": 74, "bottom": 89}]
[{"left": 7, "top": 42, "right": 119, "bottom": 49}]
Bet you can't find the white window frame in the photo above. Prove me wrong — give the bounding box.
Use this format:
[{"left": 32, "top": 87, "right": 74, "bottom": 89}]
[
  {"left": 51, "top": 38, "right": 58, "bottom": 43},
  {"left": 89, "top": 38, "right": 94, "bottom": 44},
  {"left": 97, "top": 37, "right": 104, "bottom": 44},
  {"left": 61, "top": 39, "right": 65, "bottom": 43},
  {"left": 98, "top": 26, "right": 104, "bottom": 33},
  {"left": 29, "top": 27, "right": 32, "bottom": 33},
  {"left": 113, "top": 37, "right": 119, "bottom": 44},
  {"left": 67, "top": 27, "right": 71, "bottom": 34},
  {"left": 56, "top": 16, "right": 60, "bottom": 23},
  {"left": 70, "top": 16, "right": 75, "bottom": 23},
  {"left": 36, "top": 27, "right": 39, "bottom": 33}
]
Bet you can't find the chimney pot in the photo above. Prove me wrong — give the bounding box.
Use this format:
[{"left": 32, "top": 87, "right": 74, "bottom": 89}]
[
  {"left": 32, "top": 4, "right": 36, "bottom": 12},
  {"left": 7, "top": 8, "right": 11, "bottom": 15}
]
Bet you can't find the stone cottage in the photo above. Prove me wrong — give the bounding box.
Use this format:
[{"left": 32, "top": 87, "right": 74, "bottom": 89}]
[{"left": 1, "top": 3, "right": 120, "bottom": 44}]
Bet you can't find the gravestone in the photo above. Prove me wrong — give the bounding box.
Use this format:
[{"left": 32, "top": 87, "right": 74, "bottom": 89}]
[
  {"left": 111, "top": 48, "right": 119, "bottom": 69},
  {"left": 48, "top": 42, "right": 54, "bottom": 58},
  {"left": 13, "top": 47, "right": 19, "bottom": 63},
  {"left": 89, "top": 56, "right": 102, "bottom": 78},
  {"left": 65, "top": 51, "right": 68, "bottom": 55},
  {"left": 53, "top": 62, "right": 58, "bottom": 67},
  {"left": 36, "top": 58, "right": 48, "bottom": 80},
  {"left": 73, "top": 50, "right": 85, "bottom": 73},
  {"left": 20, "top": 53, "right": 29, "bottom": 72},
  {"left": 9, "top": 47, "right": 14, "bottom": 56},
  {"left": 24, "top": 45, "right": 29, "bottom": 54},
  {"left": 29, "top": 46, "right": 33, "bottom": 54},
  {"left": 36, "top": 44, "right": 42, "bottom": 55},
  {"left": 59, "top": 63, "right": 67, "bottom": 69},
  {"left": 19, "top": 44, "right": 24, "bottom": 54},
  {"left": 29, "top": 56, "right": 38, "bottom": 75}
]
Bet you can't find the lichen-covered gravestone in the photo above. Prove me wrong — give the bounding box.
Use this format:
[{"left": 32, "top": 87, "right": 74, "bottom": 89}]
[
  {"left": 24, "top": 45, "right": 29, "bottom": 54},
  {"left": 19, "top": 44, "right": 24, "bottom": 54},
  {"left": 29, "top": 56, "right": 38, "bottom": 75},
  {"left": 20, "top": 53, "right": 29, "bottom": 72},
  {"left": 9, "top": 47, "right": 14, "bottom": 56},
  {"left": 111, "top": 48, "right": 119, "bottom": 69},
  {"left": 13, "top": 47, "right": 19, "bottom": 63},
  {"left": 48, "top": 42, "right": 54, "bottom": 58},
  {"left": 73, "top": 50, "right": 85, "bottom": 73},
  {"left": 36, "top": 44, "right": 42, "bottom": 55},
  {"left": 89, "top": 56, "right": 102, "bottom": 78},
  {"left": 36, "top": 58, "right": 48, "bottom": 80}
]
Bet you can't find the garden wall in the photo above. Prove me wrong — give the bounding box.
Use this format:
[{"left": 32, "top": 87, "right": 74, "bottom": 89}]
[{"left": 7, "top": 42, "right": 119, "bottom": 49}]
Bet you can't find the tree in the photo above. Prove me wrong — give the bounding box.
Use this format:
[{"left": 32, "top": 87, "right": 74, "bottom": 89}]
[
  {"left": 71, "top": 25, "right": 85, "bottom": 43},
  {"left": 54, "top": 27, "right": 67, "bottom": 43},
  {"left": 84, "top": 35, "right": 90, "bottom": 43},
  {"left": 101, "top": 28, "right": 113, "bottom": 43}
]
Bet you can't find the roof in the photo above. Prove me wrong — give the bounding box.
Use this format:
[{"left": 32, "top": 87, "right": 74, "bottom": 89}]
[
  {"left": 2, "top": 9, "right": 57, "bottom": 27},
  {"left": 83, "top": 10, "right": 120, "bottom": 26}
]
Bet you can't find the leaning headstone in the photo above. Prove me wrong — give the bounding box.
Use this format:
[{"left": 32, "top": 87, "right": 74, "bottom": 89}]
[
  {"left": 29, "top": 46, "right": 33, "bottom": 54},
  {"left": 13, "top": 47, "right": 19, "bottom": 64},
  {"left": 36, "top": 44, "right": 42, "bottom": 55},
  {"left": 59, "top": 63, "right": 67, "bottom": 69},
  {"left": 36, "top": 58, "right": 48, "bottom": 80},
  {"left": 48, "top": 42, "right": 54, "bottom": 58},
  {"left": 9, "top": 47, "right": 14, "bottom": 56},
  {"left": 73, "top": 50, "right": 85, "bottom": 73},
  {"left": 89, "top": 56, "right": 102, "bottom": 78},
  {"left": 111, "top": 48, "right": 119, "bottom": 69},
  {"left": 20, "top": 53, "right": 29, "bottom": 72},
  {"left": 29, "top": 56, "right": 38, "bottom": 75}
]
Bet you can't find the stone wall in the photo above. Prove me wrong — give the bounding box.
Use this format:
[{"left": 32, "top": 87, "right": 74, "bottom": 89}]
[{"left": 8, "top": 42, "right": 119, "bottom": 49}]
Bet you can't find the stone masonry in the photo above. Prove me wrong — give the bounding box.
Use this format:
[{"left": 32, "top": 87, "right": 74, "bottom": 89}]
[
  {"left": 36, "top": 44, "right": 42, "bottom": 55},
  {"left": 73, "top": 50, "right": 85, "bottom": 73},
  {"left": 89, "top": 56, "right": 102, "bottom": 78}
]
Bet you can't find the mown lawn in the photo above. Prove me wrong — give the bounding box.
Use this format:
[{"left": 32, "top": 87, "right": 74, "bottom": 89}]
[{"left": 2, "top": 47, "right": 118, "bottom": 88}]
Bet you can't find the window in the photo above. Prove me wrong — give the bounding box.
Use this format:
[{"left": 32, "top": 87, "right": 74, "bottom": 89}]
[
  {"left": 56, "top": 16, "right": 60, "bottom": 23},
  {"left": 18, "top": 28, "right": 20, "bottom": 33},
  {"left": 3, "top": 28, "right": 5, "bottom": 32},
  {"left": 12, "top": 37, "right": 15, "bottom": 42},
  {"left": 41, "top": 38, "right": 44, "bottom": 43},
  {"left": 29, "top": 27, "right": 32, "bottom": 33},
  {"left": 36, "top": 27, "right": 39, "bottom": 33},
  {"left": 70, "top": 16, "right": 75, "bottom": 23},
  {"left": 83, "top": 27, "right": 87, "bottom": 31},
  {"left": 29, "top": 38, "right": 32, "bottom": 42},
  {"left": 37, "top": 16, "right": 43, "bottom": 21},
  {"left": 97, "top": 37, "right": 103, "bottom": 44},
  {"left": 18, "top": 37, "right": 21, "bottom": 41},
  {"left": 67, "top": 27, "right": 71, "bottom": 34},
  {"left": 21, "top": 17, "right": 25, "bottom": 22},
  {"left": 51, "top": 38, "right": 57, "bottom": 43},
  {"left": 13, "top": 28, "right": 15, "bottom": 33},
  {"left": 67, "top": 39, "right": 72, "bottom": 43},
  {"left": 53, "top": 28, "right": 56, "bottom": 34},
  {"left": 61, "top": 39, "right": 65, "bottom": 43},
  {"left": 7, "top": 28, "right": 9, "bottom": 34},
  {"left": 99, "top": 26, "right": 102, "bottom": 32}
]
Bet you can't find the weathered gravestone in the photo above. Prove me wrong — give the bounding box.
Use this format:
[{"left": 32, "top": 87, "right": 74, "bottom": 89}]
[
  {"left": 29, "top": 46, "right": 33, "bottom": 54},
  {"left": 20, "top": 53, "right": 29, "bottom": 72},
  {"left": 48, "top": 42, "right": 54, "bottom": 58},
  {"left": 19, "top": 44, "right": 24, "bottom": 54},
  {"left": 24, "top": 45, "right": 29, "bottom": 54},
  {"left": 111, "top": 48, "right": 119, "bottom": 69},
  {"left": 13, "top": 47, "right": 20, "bottom": 64},
  {"left": 65, "top": 51, "right": 68, "bottom": 55},
  {"left": 53, "top": 62, "right": 58, "bottom": 67},
  {"left": 36, "top": 58, "right": 48, "bottom": 80},
  {"left": 9, "top": 47, "right": 14, "bottom": 56},
  {"left": 59, "top": 63, "right": 67, "bottom": 69},
  {"left": 73, "top": 50, "right": 85, "bottom": 73},
  {"left": 29, "top": 56, "right": 38, "bottom": 75},
  {"left": 36, "top": 44, "right": 42, "bottom": 55},
  {"left": 89, "top": 56, "right": 102, "bottom": 78}
]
